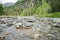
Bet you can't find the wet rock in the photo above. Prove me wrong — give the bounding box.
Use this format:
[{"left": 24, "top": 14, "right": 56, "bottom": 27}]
[
  {"left": 23, "top": 22, "right": 33, "bottom": 29},
  {"left": 15, "top": 22, "right": 33, "bottom": 29},
  {"left": 32, "top": 33, "right": 40, "bottom": 40},
  {"left": 0, "top": 24, "right": 7, "bottom": 28},
  {"left": 0, "top": 35, "right": 6, "bottom": 40},
  {"left": 0, "top": 28, "right": 2, "bottom": 32},
  {"left": 0, "top": 20, "right": 6, "bottom": 24},
  {"left": 5, "top": 35, "right": 15, "bottom": 40},
  {"left": 7, "top": 23, "right": 14, "bottom": 27},
  {"left": 4, "top": 32, "right": 10, "bottom": 35},
  {"left": 52, "top": 23, "right": 60, "bottom": 28},
  {"left": 23, "top": 16, "right": 36, "bottom": 22},
  {"left": 15, "top": 23, "right": 23, "bottom": 29}
]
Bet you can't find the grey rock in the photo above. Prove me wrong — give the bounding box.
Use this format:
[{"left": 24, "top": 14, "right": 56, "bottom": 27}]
[
  {"left": 52, "top": 23, "right": 60, "bottom": 28},
  {"left": 0, "top": 17, "right": 60, "bottom": 40},
  {"left": 0, "top": 28, "right": 2, "bottom": 32},
  {"left": 0, "top": 35, "right": 6, "bottom": 40}
]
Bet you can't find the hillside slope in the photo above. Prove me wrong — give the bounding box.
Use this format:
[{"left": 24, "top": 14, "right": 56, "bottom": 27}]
[
  {"left": 3, "top": 0, "right": 60, "bottom": 17},
  {"left": 3, "top": 0, "right": 45, "bottom": 15}
]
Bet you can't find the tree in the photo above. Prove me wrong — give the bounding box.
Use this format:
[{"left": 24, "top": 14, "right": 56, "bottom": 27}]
[
  {"left": 0, "top": 3, "right": 4, "bottom": 15},
  {"left": 46, "top": 0, "right": 60, "bottom": 12}
]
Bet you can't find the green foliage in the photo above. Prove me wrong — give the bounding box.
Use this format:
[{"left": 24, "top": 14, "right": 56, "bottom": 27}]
[
  {"left": 0, "top": 3, "right": 4, "bottom": 16},
  {"left": 3, "top": 0, "right": 60, "bottom": 18},
  {"left": 36, "top": 12, "right": 60, "bottom": 18},
  {"left": 48, "top": 12, "right": 60, "bottom": 18},
  {"left": 47, "top": 0, "right": 60, "bottom": 12},
  {"left": 36, "top": 1, "right": 51, "bottom": 14}
]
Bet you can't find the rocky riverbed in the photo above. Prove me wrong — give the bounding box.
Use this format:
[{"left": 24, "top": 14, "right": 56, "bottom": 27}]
[{"left": 0, "top": 16, "right": 60, "bottom": 40}]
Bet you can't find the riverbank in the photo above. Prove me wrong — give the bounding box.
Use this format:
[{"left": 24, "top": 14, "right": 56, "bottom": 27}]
[{"left": 0, "top": 16, "right": 60, "bottom": 40}]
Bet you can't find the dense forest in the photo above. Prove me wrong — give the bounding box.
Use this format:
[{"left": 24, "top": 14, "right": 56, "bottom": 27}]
[{"left": 0, "top": 0, "right": 60, "bottom": 17}]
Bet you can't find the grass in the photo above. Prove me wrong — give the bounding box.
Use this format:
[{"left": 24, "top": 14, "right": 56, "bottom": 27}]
[
  {"left": 36, "top": 12, "right": 60, "bottom": 18},
  {"left": 48, "top": 12, "right": 60, "bottom": 18},
  {"left": 0, "top": 12, "right": 60, "bottom": 18}
]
